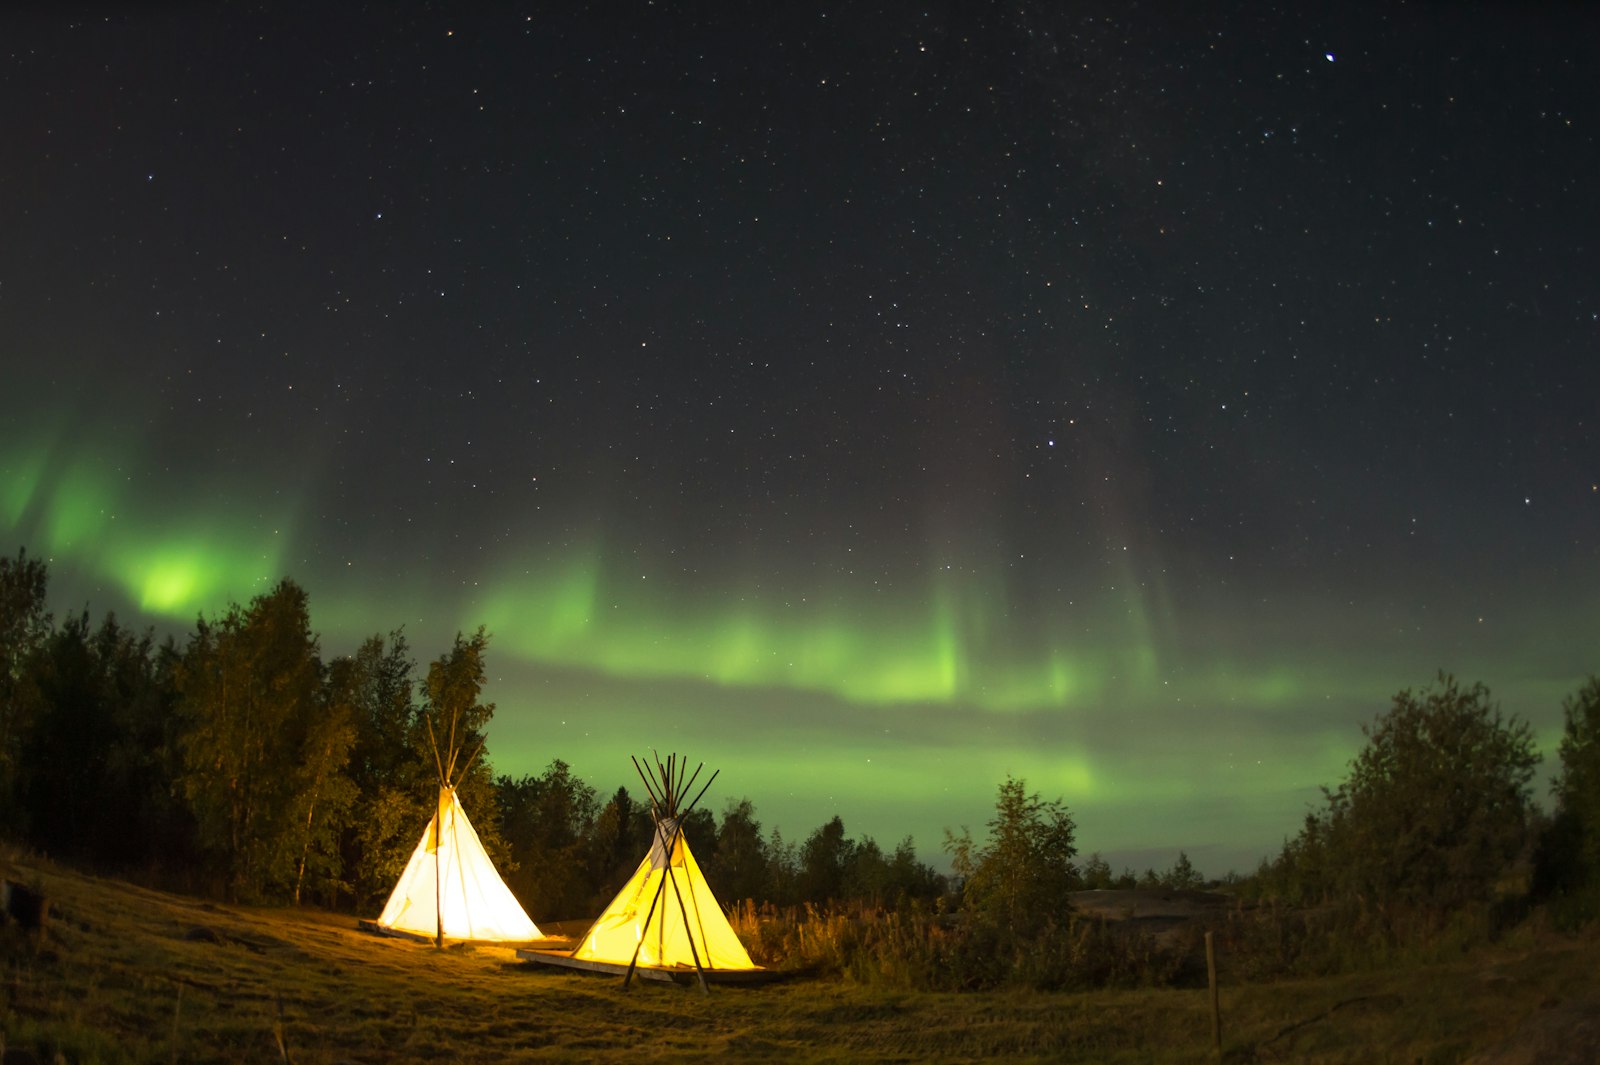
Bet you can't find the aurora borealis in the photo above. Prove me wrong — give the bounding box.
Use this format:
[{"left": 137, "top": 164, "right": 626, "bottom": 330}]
[{"left": 3, "top": 3, "right": 1596, "bottom": 875}]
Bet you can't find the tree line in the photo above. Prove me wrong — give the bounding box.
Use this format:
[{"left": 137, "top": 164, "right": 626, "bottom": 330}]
[
  {"left": 0, "top": 549, "right": 947, "bottom": 916},
  {"left": 5, "top": 544, "right": 1600, "bottom": 973}
]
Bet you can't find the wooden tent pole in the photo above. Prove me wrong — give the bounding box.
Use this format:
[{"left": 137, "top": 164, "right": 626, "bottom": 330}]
[
  {"left": 422, "top": 714, "right": 449, "bottom": 950},
  {"left": 454, "top": 736, "right": 487, "bottom": 787},
  {"left": 434, "top": 787, "right": 444, "bottom": 948},
  {"left": 683, "top": 768, "right": 719, "bottom": 819},
  {"left": 680, "top": 762, "right": 704, "bottom": 806},
  {"left": 444, "top": 703, "right": 460, "bottom": 783},
  {"left": 424, "top": 716, "right": 446, "bottom": 790},
  {"left": 662, "top": 826, "right": 710, "bottom": 993},
  {"left": 631, "top": 754, "right": 664, "bottom": 809}
]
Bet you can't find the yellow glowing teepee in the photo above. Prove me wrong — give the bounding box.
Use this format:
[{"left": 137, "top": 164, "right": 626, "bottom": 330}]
[{"left": 568, "top": 753, "right": 757, "bottom": 988}]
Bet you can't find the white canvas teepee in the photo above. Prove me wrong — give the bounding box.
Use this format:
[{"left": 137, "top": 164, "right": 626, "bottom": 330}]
[
  {"left": 376, "top": 784, "right": 540, "bottom": 942},
  {"left": 568, "top": 753, "right": 757, "bottom": 987},
  {"left": 369, "top": 698, "right": 539, "bottom": 945}
]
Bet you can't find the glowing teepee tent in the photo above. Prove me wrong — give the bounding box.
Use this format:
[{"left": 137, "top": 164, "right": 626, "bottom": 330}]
[
  {"left": 521, "top": 752, "right": 761, "bottom": 989},
  {"left": 375, "top": 784, "right": 540, "bottom": 942},
  {"left": 369, "top": 706, "right": 539, "bottom": 944}
]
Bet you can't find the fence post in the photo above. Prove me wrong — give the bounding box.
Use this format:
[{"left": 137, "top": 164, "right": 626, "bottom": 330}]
[{"left": 1206, "top": 930, "right": 1222, "bottom": 1061}]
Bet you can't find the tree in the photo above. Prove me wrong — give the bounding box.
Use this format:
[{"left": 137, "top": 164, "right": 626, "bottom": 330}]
[
  {"left": 587, "top": 785, "right": 653, "bottom": 905},
  {"left": 1080, "top": 852, "right": 1114, "bottom": 889},
  {"left": 1540, "top": 677, "right": 1600, "bottom": 898},
  {"left": 21, "top": 611, "right": 179, "bottom": 866},
  {"left": 417, "top": 628, "right": 507, "bottom": 863},
  {"left": 946, "top": 776, "right": 1078, "bottom": 932},
  {"left": 175, "top": 579, "right": 344, "bottom": 901},
  {"left": 498, "top": 760, "right": 599, "bottom": 921},
  {"left": 709, "top": 798, "right": 769, "bottom": 905},
  {"left": 336, "top": 632, "right": 424, "bottom": 908},
  {"left": 765, "top": 828, "right": 800, "bottom": 906},
  {"left": 842, "top": 835, "right": 890, "bottom": 904},
  {"left": 798, "top": 815, "right": 853, "bottom": 904},
  {"left": 22, "top": 610, "right": 110, "bottom": 855},
  {"left": 0, "top": 547, "right": 50, "bottom": 815},
  {"left": 288, "top": 663, "right": 359, "bottom": 904},
  {"left": 344, "top": 630, "right": 419, "bottom": 795},
  {"left": 1287, "top": 673, "right": 1538, "bottom": 913},
  {"left": 883, "top": 836, "right": 946, "bottom": 905},
  {"left": 103, "top": 631, "right": 192, "bottom": 870},
  {"left": 1163, "top": 851, "right": 1203, "bottom": 890}
]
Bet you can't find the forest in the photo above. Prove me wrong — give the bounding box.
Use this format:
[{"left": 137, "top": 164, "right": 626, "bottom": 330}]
[{"left": 3, "top": 545, "right": 1599, "bottom": 992}]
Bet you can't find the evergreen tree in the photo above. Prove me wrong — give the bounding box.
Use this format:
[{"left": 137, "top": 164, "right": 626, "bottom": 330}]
[
  {"left": 1079, "top": 852, "right": 1114, "bottom": 889},
  {"left": 765, "top": 827, "right": 800, "bottom": 906},
  {"left": 798, "top": 815, "right": 853, "bottom": 904},
  {"left": 498, "top": 759, "right": 598, "bottom": 921},
  {"left": 1163, "top": 851, "right": 1203, "bottom": 890},
  {"left": 22, "top": 611, "right": 177, "bottom": 866},
  {"left": 709, "top": 797, "right": 769, "bottom": 905},
  {"left": 587, "top": 785, "right": 653, "bottom": 905}
]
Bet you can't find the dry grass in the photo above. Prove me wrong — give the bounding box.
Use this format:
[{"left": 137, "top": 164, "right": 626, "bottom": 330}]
[{"left": 1, "top": 853, "right": 1596, "bottom": 1063}]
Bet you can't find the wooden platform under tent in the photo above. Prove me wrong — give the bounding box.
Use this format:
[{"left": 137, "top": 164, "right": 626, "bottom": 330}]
[{"left": 517, "top": 947, "right": 792, "bottom": 986}]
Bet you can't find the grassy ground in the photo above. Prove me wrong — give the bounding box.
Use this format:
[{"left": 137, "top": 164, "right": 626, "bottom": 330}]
[{"left": 1, "top": 854, "right": 1595, "bottom": 1063}]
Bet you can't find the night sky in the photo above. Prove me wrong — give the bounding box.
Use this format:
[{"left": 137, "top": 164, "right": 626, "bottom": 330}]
[{"left": 3, "top": 3, "right": 1596, "bottom": 876}]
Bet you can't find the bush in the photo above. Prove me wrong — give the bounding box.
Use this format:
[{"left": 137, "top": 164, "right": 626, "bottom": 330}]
[
  {"left": 729, "top": 899, "right": 1191, "bottom": 992},
  {"left": 1270, "top": 674, "right": 1538, "bottom": 922}
]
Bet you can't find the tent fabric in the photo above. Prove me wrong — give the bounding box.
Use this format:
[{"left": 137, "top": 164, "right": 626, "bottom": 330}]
[
  {"left": 572, "top": 823, "right": 755, "bottom": 971},
  {"left": 376, "top": 786, "right": 540, "bottom": 942}
]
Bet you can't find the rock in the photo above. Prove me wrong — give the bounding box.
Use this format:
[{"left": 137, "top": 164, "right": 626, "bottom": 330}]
[{"left": 0, "top": 880, "right": 50, "bottom": 931}]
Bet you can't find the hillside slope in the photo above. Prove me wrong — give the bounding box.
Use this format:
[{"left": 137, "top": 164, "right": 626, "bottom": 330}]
[{"left": 1, "top": 853, "right": 1596, "bottom": 1063}]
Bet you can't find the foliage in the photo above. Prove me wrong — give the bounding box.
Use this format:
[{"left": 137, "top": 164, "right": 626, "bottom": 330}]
[
  {"left": 334, "top": 632, "right": 424, "bottom": 909},
  {"left": 289, "top": 661, "right": 360, "bottom": 904},
  {"left": 174, "top": 580, "right": 354, "bottom": 902},
  {"left": 798, "top": 815, "right": 851, "bottom": 903},
  {"left": 0, "top": 550, "right": 970, "bottom": 917},
  {"left": 731, "top": 900, "right": 1186, "bottom": 992},
  {"left": 1080, "top": 852, "right": 1114, "bottom": 889},
  {"left": 946, "top": 775, "right": 1079, "bottom": 934},
  {"left": 0, "top": 547, "right": 51, "bottom": 814},
  {"left": 20, "top": 611, "right": 187, "bottom": 868},
  {"left": 343, "top": 630, "right": 420, "bottom": 796},
  {"left": 418, "top": 628, "right": 507, "bottom": 865},
  {"left": 1535, "top": 676, "right": 1600, "bottom": 916},
  {"left": 350, "top": 785, "right": 426, "bottom": 910},
  {"left": 585, "top": 785, "right": 654, "bottom": 906},
  {"left": 707, "top": 797, "right": 769, "bottom": 904},
  {"left": 498, "top": 760, "right": 598, "bottom": 921},
  {"left": 1267, "top": 673, "right": 1539, "bottom": 920},
  {"left": 1555, "top": 678, "right": 1600, "bottom": 847},
  {"left": 1163, "top": 851, "right": 1203, "bottom": 890}
]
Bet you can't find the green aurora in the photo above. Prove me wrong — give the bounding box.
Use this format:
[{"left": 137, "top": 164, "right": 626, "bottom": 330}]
[{"left": 5, "top": 433, "right": 1590, "bottom": 873}]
